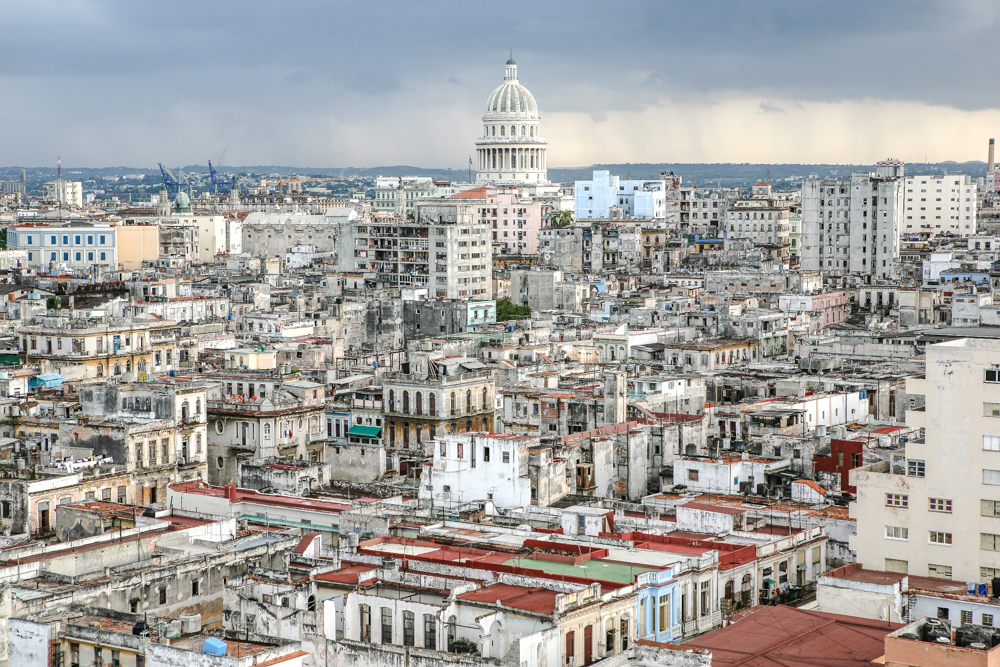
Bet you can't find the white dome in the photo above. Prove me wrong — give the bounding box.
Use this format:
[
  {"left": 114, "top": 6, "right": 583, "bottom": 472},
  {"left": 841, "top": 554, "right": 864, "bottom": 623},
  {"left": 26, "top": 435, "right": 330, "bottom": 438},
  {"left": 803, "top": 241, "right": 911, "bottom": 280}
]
[
  {"left": 485, "top": 81, "right": 538, "bottom": 116},
  {"left": 484, "top": 60, "right": 538, "bottom": 117}
]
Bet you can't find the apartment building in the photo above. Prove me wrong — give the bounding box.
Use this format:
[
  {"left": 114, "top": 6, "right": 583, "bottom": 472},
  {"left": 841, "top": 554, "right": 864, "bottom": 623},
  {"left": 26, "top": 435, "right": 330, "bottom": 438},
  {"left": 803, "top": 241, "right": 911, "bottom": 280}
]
[
  {"left": 801, "top": 159, "right": 905, "bottom": 280},
  {"left": 18, "top": 315, "right": 179, "bottom": 379},
  {"left": 903, "top": 174, "right": 977, "bottom": 236},
  {"left": 851, "top": 337, "right": 1000, "bottom": 582},
  {"left": 725, "top": 181, "right": 791, "bottom": 246}
]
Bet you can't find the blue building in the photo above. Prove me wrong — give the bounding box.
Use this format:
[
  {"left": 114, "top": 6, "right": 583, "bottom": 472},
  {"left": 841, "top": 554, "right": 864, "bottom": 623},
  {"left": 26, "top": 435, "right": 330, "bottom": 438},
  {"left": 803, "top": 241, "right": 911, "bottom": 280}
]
[
  {"left": 635, "top": 565, "right": 682, "bottom": 643},
  {"left": 575, "top": 170, "right": 667, "bottom": 220}
]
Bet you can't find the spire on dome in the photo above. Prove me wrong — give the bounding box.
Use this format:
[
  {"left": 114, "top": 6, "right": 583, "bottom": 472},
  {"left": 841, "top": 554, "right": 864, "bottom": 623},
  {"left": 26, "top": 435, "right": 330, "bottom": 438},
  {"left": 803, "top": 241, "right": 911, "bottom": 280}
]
[{"left": 505, "top": 56, "right": 517, "bottom": 81}]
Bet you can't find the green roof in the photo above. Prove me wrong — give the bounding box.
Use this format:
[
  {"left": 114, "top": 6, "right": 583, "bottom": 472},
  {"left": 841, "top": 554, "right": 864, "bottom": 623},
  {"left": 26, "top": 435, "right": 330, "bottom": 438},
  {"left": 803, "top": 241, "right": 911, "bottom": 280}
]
[
  {"left": 347, "top": 425, "right": 382, "bottom": 438},
  {"left": 503, "top": 557, "right": 656, "bottom": 585},
  {"left": 506, "top": 57, "right": 516, "bottom": 65}
]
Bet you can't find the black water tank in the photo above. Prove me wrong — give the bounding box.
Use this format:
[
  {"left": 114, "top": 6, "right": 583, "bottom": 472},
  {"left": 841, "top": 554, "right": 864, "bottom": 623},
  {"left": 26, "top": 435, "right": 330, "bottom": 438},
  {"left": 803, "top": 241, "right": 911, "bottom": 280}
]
[
  {"left": 992, "top": 577, "right": 1000, "bottom": 598},
  {"left": 132, "top": 620, "right": 149, "bottom": 636}
]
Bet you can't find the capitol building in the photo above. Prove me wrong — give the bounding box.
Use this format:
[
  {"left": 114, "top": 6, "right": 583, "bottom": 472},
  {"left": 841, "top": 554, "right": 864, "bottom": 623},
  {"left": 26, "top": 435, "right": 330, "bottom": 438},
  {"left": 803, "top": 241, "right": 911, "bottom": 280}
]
[{"left": 475, "top": 58, "right": 548, "bottom": 185}]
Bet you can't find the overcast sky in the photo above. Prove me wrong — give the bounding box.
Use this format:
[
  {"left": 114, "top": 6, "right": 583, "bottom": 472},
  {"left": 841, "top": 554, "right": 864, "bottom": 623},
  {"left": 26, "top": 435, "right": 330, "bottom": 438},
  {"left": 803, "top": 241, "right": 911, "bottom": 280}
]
[{"left": 3, "top": 0, "right": 999, "bottom": 168}]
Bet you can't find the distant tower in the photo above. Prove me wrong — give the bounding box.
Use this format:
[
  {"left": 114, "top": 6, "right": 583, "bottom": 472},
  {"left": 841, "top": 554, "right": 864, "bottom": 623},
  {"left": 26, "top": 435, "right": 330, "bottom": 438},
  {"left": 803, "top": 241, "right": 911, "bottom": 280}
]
[
  {"left": 989, "top": 139, "right": 996, "bottom": 193},
  {"left": 393, "top": 182, "right": 406, "bottom": 219},
  {"left": 157, "top": 186, "right": 171, "bottom": 217}
]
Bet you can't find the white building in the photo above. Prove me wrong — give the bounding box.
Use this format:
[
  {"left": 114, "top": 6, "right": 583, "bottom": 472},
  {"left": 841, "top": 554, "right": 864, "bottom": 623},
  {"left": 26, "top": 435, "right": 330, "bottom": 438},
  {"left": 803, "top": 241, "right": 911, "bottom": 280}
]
[
  {"left": 475, "top": 58, "right": 547, "bottom": 185},
  {"left": 574, "top": 170, "right": 667, "bottom": 220},
  {"left": 42, "top": 180, "right": 83, "bottom": 208},
  {"left": 851, "top": 337, "right": 1000, "bottom": 583},
  {"left": 725, "top": 182, "right": 791, "bottom": 245},
  {"left": 7, "top": 223, "right": 117, "bottom": 272},
  {"left": 903, "top": 174, "right": 977, "bottom": 236},
  {"left": 801, "top": 159, "right": 905, "bottom": 280},
  {"left": 419, "top": 432, "right": 533, "bottom": 509}
]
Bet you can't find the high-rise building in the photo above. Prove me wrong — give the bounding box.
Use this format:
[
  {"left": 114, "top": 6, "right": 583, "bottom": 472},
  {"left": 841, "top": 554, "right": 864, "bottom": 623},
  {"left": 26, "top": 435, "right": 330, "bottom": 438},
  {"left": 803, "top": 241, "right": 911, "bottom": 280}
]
[
  {"left": 574, "top": 170, "right": 668, "bottom": 220},
  {"left": 800, "top": 159, "right": 904, "bottom": 281},
  {"left": 475, "top": 58, "right": 547, "bottom": 185},
  {"left": 851, "top": 337, "right": 1000, "bottom": 583},
  {"left": 902, "top": 174, "right": 977, "bottom": 236},
  {"left": 42, "top": 179, "right": 83, "bottom": 208}
]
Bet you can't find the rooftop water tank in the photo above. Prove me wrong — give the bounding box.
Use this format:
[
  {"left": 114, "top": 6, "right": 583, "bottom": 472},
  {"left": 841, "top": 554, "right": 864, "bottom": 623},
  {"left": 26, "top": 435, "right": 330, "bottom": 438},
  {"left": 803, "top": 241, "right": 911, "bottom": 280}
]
[{"left": 202, "top": 637, "right": 228, "bottom": 656}]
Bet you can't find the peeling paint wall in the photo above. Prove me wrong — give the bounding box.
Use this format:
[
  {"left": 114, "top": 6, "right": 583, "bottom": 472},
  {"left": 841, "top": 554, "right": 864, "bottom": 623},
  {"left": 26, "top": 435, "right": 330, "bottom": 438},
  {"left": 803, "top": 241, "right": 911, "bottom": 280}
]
[{"left": 8, "top": 618, "right": 49, "bottom": 667}]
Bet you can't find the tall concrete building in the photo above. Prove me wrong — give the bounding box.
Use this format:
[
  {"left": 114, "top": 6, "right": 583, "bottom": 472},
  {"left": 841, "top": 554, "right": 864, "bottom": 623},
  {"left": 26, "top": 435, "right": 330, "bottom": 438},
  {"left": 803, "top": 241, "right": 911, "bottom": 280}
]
[
  {"left": 851, "top": 338, "right": 1000, "bottom": 583},
  {"left": 575, "top": 170, "right": 668, "bottom": 220},
  {"left": 362, "top": 200, "right": 492, "bottom": 300},
  {"left": 42, "top": 179, "right": 83, "bottom": 208},
  {"left": 902, "top": 174, "right": 977, "bottom": 236},
  {"left": 475, "top": 58, "right": 547, "bottom": 185},
  {"left": 801, "top": 159, "right": 904, "bottom": 281}
]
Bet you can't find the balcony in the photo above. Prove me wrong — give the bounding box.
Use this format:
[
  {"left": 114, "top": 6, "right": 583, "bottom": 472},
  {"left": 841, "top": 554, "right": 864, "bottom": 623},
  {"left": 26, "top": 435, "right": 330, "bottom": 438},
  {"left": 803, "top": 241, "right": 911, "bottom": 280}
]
[{"left": 352, "top": 398, "right": 383, "bottom": 410}]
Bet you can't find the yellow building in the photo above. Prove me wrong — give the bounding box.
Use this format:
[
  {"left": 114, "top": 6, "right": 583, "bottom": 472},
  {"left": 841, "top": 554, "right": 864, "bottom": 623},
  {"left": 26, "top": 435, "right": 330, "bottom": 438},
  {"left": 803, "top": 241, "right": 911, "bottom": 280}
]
[
  {"left": 19, "top": 315, "right": 180, "bottom": 379},
  {"left": 115, "top": 222, "right": 160, "bottom": 269}
]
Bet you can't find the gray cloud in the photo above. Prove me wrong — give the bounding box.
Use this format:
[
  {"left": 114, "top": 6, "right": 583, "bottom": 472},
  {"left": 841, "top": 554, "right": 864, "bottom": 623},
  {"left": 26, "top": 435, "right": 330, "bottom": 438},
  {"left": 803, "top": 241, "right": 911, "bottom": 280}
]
[{"left": 0, "top": 0, "right": 996, "bottom": 166}]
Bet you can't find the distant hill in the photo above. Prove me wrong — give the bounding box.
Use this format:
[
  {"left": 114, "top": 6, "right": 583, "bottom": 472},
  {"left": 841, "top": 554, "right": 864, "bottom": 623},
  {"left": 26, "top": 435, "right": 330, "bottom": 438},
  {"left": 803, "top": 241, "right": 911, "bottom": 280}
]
[{"left": 0, "top": 161, "right": 989, "bottom": 189}]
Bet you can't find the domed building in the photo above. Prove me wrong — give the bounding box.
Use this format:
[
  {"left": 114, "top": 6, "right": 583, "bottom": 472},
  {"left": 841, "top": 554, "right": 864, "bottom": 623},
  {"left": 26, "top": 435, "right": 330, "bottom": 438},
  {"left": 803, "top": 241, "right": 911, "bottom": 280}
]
[{"left": 475, "top": 58, "right": 547, "bottom": 185}]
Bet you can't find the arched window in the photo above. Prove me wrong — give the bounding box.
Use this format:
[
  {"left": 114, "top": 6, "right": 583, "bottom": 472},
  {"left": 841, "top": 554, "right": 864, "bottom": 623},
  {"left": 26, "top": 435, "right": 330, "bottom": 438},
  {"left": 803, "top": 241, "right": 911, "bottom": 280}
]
[
  {"left": 741, "top": 574, "right": 752, "bottom": 602},
  {"left": 450, "top": 392, "right": 457, "bottom": 417},
  {"left": 125, "top": 360, "right": 131, "bottom": 373},
  {"left": 307, "top": 595, "right": 317, "bottom": 611},
  {"left": 137, "top": 359, "right": 146, "bottom": 373},
  {"left": 389, "top": 389, "right": 395, "bottom": 412},
  {"left": 500, "top": 125, "right": 505, "bottom": 136},
  {"left": 491, "top": 125, "right": 496, "bottom": 136},
  {"left": 510, "top": 125, "right": 516, "bottom": 136},
  {"left": 402, "top": 391, "right": 409, "bottom": 414},
  {"left": 466, "top": 389, "right": 472, "bottom": 413},
  {"left": 482, "top": 387, "right": 488, "bottom": 411},
  {"left": 195, "top": 398, "right": 201, "bottom": 416},
  {"left": 97, "top": 363, "right": 104, "bottom": 377},
  {"left": 429, "top": 393, "right": 436, "bottom": 417},
  {"left": 114, "top": 363, "right": 122, "bottom": 376},
  {"left": 181, "top": 400, "right": 190, "bottom": 422},
  {"left": 724, "top": 580, "right": 734, "bottom": 600},
  {"left": 263, "top": 423, "right": 271, "bottom": 439},
  {"left": 521, "top": 125, "right": 526, "bottom": 136},
  {"left": 415, "top": 392, "right": 422, "bottom": 416}
]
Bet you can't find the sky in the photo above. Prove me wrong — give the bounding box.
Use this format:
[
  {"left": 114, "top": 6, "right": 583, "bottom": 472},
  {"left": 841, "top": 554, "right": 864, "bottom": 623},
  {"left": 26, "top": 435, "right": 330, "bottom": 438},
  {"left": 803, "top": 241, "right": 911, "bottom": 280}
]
[{"left": 2, "top": 0, "right": 1000, "bottom": 169}]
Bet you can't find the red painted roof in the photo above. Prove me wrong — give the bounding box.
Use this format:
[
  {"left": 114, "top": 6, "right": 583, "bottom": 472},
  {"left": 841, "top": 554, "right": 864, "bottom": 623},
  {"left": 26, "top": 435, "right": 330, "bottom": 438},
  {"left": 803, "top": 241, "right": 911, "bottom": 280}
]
[
  {"left": 792, "top": 479, "right": 827, "bottom": 496},
  {"left": 685, "top": 605, "right": 900, "bottom": 666},
  {"left": 293, "top": 532, "right": 322, "bottom": 554},
  {"left": 456, "top": 583, "right": 559, "bottom": 615}
]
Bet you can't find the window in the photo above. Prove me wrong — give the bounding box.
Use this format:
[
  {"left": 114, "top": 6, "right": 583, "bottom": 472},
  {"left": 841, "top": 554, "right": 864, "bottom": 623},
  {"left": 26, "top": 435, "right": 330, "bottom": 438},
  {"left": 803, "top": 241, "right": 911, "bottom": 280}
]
[
  {"left": 483, "top": 446, "right": 490, "bottom": 462},
  {"left": 688, "top": 469, "right": 699, "bottom": 482},
  {"left": 983, "top": 500, "right": 1000, "bottom": 517},
  {"left": 907, "top": 459, "right": 925, "bottom": 477},
  {"left": 159, "top": 587, "right": 167, "bottom": 604},
  {"left": 984, "top": 469, "right": 1000, "bottom": 486},
  {"left": 885, "top": 525, "right": 909, "bottom": 541},
  {"left": 886, "top": 493, "right": 908, "bottom": 508},
  {"left": 502, "top": 451, "right": 510, "bottom": 463},
  {"left": 192, "top": 580, "right": 200, "bottom": 596},
  {"left": 929, "top": 531, "right": 952, "bottom": 545},
  {"left": 360, "top": 605, "right": 371, "bottom": 643},
  {"left": 937, "top": 607, "right": 950, "bottom": 619},
  {"left": 700, "top": 580, "right": 710, "bottom": 617},
  {"left": 381, "top": 607, "right": 393, "bottom": 643},
  {"left": 983, "top": 533, "right": 1000, "bottom": 551},
  {"left": 658, "top": 596, "right": 668, "bottom": 631},
  {"left": 984, "top": 614, "right": 994, "bottom": 627},
  {"left": 985, "top": 436, "right": 1000, "bottom": 452},
  {"left": 424, "top": 614, "right": 436, "bottom": 649},
  {"left": 403, "top": 611, "right": 415, "bottom": 647},
  {"left": 929, "top": 498, "right": 952, "bottom": 513},
  {"left": 987, "top": 369, "right": 1000, "bottom": 383},
  {"left": 961, "top": 610, "right": 973, "bottom": 625}
]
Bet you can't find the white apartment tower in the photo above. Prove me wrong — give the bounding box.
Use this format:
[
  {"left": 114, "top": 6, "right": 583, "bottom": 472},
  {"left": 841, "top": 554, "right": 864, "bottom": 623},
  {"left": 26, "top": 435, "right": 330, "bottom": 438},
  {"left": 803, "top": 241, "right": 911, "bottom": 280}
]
[
  {"left": 851, "top": 338, "right": 1000, "bottom": 583},
  {"left": 903, "top": 175, "right": 977, "bottom": 236},
  {"left": 800, "top": 159, "right": 904, "bottom": 281},
  {"left": 725, "top": 181, "right": 791, "bottom": 245}
]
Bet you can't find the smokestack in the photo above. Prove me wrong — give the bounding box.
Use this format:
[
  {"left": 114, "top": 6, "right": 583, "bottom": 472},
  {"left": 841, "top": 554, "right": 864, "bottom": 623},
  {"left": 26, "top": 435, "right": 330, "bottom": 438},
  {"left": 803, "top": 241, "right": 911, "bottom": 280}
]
[{"left": 989, "top": 139, "right": 995, "bottom": 174}]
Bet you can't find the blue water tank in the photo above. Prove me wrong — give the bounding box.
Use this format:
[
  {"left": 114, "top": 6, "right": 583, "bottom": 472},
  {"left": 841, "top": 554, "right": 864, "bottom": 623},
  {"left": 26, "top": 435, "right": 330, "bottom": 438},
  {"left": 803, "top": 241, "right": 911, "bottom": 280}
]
[
  {"left": 169, "top": 371, "right": 177, "bottom": 377},
  {"left": 202, "top": 638, "right": 227, "bottom": 656}
]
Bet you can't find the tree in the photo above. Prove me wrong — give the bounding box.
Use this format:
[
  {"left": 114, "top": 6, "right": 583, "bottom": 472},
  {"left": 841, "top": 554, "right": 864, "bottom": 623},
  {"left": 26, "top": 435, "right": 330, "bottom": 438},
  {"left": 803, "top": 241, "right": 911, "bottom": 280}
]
[
  {"left": 549, "top": 210, "right": 573, "bottom": 227},
  {"left": 496, "top": 299, "right": 531, "bottom": 322}
]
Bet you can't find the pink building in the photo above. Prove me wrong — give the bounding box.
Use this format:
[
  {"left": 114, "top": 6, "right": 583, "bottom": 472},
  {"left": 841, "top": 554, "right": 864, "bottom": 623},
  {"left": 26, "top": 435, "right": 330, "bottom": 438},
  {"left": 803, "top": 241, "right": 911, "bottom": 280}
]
[
  {"left": 778, "top": 291, "right": 849, "bottom": 327},
  {"left": 452, "top": 186, "right": 548, "bottom": 255}
]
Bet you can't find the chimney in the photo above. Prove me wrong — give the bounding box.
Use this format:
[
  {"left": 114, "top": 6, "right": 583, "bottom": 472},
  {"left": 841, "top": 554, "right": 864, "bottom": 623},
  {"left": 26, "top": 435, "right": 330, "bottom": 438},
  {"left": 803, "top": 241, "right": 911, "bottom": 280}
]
[
  {"left": 990, "top": 139, "right": 995, "bottom": 174},
  {"left": 224, "top": 483, "right": 236, "bottom": 500}
]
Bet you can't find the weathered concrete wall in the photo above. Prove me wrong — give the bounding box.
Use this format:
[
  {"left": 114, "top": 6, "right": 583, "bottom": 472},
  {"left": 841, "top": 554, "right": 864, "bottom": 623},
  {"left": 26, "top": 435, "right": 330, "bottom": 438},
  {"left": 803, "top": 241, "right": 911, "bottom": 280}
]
[
  {"left": 55, "top": 505, "right": 105, "bottom": 542},
  {"left": 7, "top": 618, "right": 49, "bottom": 667}
]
